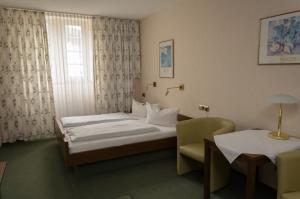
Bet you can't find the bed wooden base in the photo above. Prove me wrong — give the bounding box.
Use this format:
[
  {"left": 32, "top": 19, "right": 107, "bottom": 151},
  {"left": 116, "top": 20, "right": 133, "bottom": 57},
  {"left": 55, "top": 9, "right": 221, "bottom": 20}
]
[{"left": 54, "top": 114, "right": 191, "bottom": 167}]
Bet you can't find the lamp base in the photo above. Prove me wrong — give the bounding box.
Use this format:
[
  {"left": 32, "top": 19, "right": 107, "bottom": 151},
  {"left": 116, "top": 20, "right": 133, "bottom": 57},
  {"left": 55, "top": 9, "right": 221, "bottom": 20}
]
[{"left": 268, "top": 132, "right": 289, "bottom": 140}]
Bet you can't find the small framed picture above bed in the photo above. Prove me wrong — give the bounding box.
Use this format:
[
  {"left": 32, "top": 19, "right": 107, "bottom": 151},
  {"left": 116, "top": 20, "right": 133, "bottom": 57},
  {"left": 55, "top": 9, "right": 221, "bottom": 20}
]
[
  {"left": 159, "top": 39, "right": 174, "bottom": 78},
  {"left": 259, "top": 10, "right": 300, "bottom": 64}
]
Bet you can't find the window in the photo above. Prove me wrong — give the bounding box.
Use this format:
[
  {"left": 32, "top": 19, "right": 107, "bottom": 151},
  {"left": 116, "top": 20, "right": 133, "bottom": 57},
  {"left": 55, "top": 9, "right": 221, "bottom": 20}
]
[
  {"left": 46, "top": 14, "right": 95, "bottom": 117},
  {"left": 65, "top": 25, "right": 84, "bottom": 77}
]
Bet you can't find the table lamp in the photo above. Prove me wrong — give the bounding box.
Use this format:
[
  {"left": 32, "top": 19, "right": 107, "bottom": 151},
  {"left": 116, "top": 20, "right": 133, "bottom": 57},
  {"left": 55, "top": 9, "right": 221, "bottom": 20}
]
[{"left": 267, "top": 94, "right": 298, "bottom": 140}]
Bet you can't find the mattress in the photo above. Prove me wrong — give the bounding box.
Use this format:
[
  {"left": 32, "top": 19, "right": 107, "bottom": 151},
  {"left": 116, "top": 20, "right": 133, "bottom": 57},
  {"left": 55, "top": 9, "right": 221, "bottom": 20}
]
[{"left": 65, "top": 118, "right": 176, "bottom": 154}]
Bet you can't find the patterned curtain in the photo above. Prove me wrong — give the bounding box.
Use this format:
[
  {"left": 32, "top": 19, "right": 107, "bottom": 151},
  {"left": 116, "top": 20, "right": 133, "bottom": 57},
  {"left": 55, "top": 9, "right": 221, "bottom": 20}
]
[
  {"left": 93, "top": 17, "right": 141, "bottom": 114},
  {"left": 0, "top": 9, "right": 55, "bottom": 144}
]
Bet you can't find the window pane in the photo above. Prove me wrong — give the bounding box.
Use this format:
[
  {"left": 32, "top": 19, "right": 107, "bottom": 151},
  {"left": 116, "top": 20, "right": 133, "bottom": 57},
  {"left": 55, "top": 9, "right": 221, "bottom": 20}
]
[
  {"left": 66, "top": 40, "right": 82, "bottom": 51},
  {"left": 65, "top": 25, "right": 82, "bottom": 36},
  {"left": 65, "top": 25, "right": 84, "bottom": 77}
]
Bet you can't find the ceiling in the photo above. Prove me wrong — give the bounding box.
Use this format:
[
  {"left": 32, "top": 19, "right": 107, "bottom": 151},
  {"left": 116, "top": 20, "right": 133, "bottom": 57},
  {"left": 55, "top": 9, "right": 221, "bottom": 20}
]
[{"left": 0, "top": 0, "right": 183, "bottom": 19}]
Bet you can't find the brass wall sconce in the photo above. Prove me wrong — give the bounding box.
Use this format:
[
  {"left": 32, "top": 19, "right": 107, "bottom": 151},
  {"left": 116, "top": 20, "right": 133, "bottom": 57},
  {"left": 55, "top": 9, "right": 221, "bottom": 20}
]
[{"left": 165, "top": 84, "right": 184, "bottom": 96}]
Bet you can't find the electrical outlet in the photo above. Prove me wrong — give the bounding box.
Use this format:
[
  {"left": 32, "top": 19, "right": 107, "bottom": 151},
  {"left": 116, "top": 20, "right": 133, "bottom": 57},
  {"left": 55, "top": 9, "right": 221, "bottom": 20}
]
[{"left": 198, "top": 104, "right": 210, "bottom": 112}]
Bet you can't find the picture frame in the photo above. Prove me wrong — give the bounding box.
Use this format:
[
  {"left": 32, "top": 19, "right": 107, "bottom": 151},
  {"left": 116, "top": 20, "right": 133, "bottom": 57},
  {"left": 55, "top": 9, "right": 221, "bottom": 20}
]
[
  {"left": 259, "top": 10, "right": 300, "bottom": 65},
  {"left": 159, "top": 39, "right": 174, "bottom": 78}
]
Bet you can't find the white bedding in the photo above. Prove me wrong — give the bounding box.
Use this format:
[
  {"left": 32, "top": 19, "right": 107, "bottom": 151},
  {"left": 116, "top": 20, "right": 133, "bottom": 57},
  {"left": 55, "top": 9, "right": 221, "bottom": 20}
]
[
  {"left": 61, "top": 112, "right": 135, "bottom": 128},
  {"left": 67, "top": 120, "right": 160, "bottom": 142},
  {"left": 64, "top": 118, "right": 176, "bottom": 154}
]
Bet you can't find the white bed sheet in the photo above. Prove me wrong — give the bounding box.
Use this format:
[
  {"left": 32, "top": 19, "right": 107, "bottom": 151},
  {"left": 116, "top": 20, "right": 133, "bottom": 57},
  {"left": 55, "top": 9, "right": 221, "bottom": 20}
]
[
  {"left": 61, "top": 112, "right": 136, "bottom": 128},
  {"left": 67, "top": 120, "right": 160, "bottom": 142},
  {"left": 65, "top": 119, "right": 176, "bottom": 154}
]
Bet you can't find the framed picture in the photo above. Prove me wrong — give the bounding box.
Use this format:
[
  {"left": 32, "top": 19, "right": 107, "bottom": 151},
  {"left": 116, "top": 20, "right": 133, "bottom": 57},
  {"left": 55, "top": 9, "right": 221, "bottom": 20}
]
[
  {"left": 259, "top": 11, "right": 300, "bottom": 64},
  {"left": 159, "top": 39, "right": 174, "bottom": 78}
]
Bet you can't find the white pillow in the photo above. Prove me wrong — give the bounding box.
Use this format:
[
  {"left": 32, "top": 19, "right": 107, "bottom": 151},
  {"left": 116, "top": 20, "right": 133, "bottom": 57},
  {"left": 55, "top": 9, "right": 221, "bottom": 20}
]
[
  {"left": 148, "top": 102, "right": 160, "bottom": 111},
  {"left": 132, "top": 99, "right": 147, "bottom": 117},
  {"left": 145, "top": 102, "right": 160, "bottom": 119},
  {"left": 146, "top": 102, "right": 178, "bottom": 127}
]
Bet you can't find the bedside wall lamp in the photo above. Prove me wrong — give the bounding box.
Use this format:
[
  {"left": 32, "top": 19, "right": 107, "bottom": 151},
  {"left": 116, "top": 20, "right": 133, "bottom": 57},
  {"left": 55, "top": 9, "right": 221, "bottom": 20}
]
[
  {"left": 165, "top": 84, "right": 184, "bottom": 96},
  {"left": 267, "top": 93, "right": 298, "bottom": 140}
]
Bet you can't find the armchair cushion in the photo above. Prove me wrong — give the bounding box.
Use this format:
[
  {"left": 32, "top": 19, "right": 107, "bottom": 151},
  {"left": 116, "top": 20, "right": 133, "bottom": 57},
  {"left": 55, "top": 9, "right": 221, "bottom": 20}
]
[
  {"left": 179, "top": 143, "right": 205, "bottom": 162},
  {"left": 281, "top": 192, "right": 300, "bottom": 199},
  {"left": 176, "top": 117, "right": 235, "bottom": 192}
]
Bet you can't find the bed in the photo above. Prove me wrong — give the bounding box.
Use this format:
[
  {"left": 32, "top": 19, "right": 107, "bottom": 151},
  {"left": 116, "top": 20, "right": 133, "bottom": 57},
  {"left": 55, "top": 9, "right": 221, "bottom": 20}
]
[{"left": 54, "top": 113, "right": 191, "bottom": 167}]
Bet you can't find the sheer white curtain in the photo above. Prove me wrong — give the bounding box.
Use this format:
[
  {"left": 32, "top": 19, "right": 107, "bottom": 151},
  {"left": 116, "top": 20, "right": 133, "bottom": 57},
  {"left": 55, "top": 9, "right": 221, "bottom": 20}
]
[{"left": 46, "top": 13, "right": 95, "bottom": 117}]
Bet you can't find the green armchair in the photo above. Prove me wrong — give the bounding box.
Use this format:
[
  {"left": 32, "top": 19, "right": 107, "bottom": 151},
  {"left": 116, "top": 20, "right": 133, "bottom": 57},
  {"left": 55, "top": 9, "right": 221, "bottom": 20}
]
[
  {"left": 176, "top": 117, "right": 235, "bottom": 191},
  {"left": 277, "top": 150, "right": 300, "bottom": 199}
]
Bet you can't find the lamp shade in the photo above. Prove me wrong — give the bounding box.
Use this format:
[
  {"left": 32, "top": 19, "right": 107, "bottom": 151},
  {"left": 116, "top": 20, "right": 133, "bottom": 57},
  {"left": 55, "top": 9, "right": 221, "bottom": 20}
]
[{"left": 267, "top": 94, "right": 298, "bottom": 104}]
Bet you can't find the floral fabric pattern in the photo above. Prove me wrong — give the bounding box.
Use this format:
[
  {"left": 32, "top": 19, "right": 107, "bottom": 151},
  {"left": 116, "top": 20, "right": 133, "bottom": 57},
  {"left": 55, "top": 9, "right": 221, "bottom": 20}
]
[
  {"left": 93, "top": 17, "right": 141, "bottom": 113},
  {"left": 0, "top": 9, "right": 55, "bottom": 144}
]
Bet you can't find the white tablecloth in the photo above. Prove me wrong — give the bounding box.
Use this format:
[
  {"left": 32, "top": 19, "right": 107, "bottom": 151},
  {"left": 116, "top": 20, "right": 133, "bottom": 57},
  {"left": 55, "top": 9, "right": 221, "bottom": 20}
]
[{"left": 214, "top": 130, "right": 300, "bottom": 164}]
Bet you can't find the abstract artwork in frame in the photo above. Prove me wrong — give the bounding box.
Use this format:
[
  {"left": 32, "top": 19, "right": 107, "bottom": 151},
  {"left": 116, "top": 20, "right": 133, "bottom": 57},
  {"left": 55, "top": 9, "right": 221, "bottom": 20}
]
[
  {"left": 159, "top": 39, "right": 174, "bottom": 78},
  {"left": 259, "top": 11, "right": 300, "bottom": 64}
]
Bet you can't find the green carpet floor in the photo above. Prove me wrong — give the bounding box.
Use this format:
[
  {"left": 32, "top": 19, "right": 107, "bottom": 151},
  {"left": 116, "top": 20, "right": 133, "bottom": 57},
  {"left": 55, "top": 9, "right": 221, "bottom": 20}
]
[{"left": 0, "top": 139, "right": 276, "bottom": 199}]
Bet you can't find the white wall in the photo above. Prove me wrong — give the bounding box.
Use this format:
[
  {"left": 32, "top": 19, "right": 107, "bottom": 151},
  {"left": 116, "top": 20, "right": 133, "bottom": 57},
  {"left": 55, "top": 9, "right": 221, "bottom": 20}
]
[{"left": 141, "top": 0, "right": 300, "bottom": 137}]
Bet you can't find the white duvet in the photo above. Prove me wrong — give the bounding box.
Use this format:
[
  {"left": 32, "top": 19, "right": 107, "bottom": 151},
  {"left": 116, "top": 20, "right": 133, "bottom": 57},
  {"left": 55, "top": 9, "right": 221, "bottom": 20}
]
[
  {"left": 61, "top": 112, "right": 135, "bottom": 128},
  {"left": 67, "top": 120, "right": 160, "bottom": 142}
]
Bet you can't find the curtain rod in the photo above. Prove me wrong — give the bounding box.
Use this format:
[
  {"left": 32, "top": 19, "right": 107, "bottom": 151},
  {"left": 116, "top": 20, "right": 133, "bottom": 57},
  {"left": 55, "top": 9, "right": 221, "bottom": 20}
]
[{"left": 0, "top": 6, "right": 140, "bottom": 21}]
